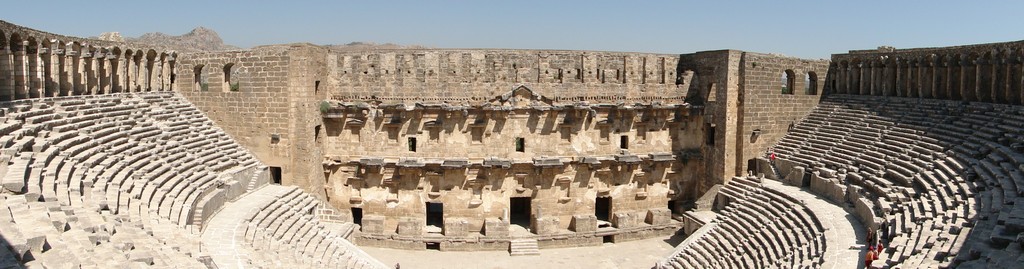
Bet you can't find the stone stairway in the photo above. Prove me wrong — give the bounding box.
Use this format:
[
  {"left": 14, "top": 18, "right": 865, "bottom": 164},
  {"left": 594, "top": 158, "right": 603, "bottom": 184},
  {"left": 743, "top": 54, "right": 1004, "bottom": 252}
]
[
  {"left": 509, "top": 239, "right": 540, "bottom": 256},
  {"left": 769, "top": 161, "right": 784, "bottom": 180}
]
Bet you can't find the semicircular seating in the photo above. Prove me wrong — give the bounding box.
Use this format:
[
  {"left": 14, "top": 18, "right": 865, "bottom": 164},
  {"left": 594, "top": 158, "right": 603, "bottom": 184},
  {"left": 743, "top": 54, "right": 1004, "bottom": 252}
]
[
  {"left": 772, "top": 94, "right": 1024, "bottom": 268},
  {"left": 658, "top": 176, "right": 826, "bottom": 269},
  {"left": 0, "top": 92, "right": 386, "bottom": 268}
]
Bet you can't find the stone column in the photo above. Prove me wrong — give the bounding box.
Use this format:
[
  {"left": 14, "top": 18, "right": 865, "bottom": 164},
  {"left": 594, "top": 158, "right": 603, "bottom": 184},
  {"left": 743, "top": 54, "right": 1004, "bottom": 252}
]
[
  {"left": 923, "top": 60, "right": 935, "bottom": 99},
  {"left": 13, "top": 41, "right": 27, "bottom": 99},
  {"left": 47, "top": 44, "right": 60, "bottom": 97},
  {"left": 30, "top": 45, "right": 44, "bottom": 98},
  {"left": 0, "top": 46, "right": 12, "bottom": 101}
]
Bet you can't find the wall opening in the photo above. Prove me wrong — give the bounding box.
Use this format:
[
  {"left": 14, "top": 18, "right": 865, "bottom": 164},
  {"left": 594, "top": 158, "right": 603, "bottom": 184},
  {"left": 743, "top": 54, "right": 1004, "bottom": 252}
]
[
  {"left": 223, "top": 63, "right": 237, "bottom": 92},
  {"left": 515, "top": 137, "right": 525, "bottom": 152},
  {"left": 193, "top": 65, "right": 205, "bottom": 91},
  {"left": 668, "top": 200, "right": 680, "bottom": 215},
  {"left": 509, "top": 197, "right": 531, "bottom": 228},
  {"left": 351, "top": 207, "right": 363, "bottom": 225},
  {"left": 426, "top": 202, "right": 444, "bottom": 229},
  {"left": 805, "top": 72, "right": 818, "bottom": 95},
  {"left": 270, "top": 166, "right": 282, "bottom": 184},
  {"left": 782, "top": 69, "right": 795, "bottom": 94},
  {"left": 314, "top": 80, "right": 320, "bottom": 94},
  {"left": 603, "top": 235, "right": 614, "bottom": 243},
  {"left": 425, "top": 242, "right": 440, "bottom": 250},
  {"left": 596, "top": 196, "right": 611, "bottom": 222},
  {"left": 619, "top": 135, "right": 629, "bottom": 149},
  {"left": 408, "top": 137, "right": 417, "bottom": 152},
  {"left": 314, "top": 125, "right": 322, "bottom": 142},
  {"left": 705, "top": 124, "right": 716, "bottom": 145}
]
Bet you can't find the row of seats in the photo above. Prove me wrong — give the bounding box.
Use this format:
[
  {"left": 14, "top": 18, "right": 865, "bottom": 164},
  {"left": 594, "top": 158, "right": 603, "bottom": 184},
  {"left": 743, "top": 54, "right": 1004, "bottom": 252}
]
[
  {"left": 659, "top": 176, "right": 825, "bottom": 269},
  {"left": 0, "top": 92, "right": 262, "bottom": 267},
  {"left": 240, "top": 185, "right": 380, "bottom": 269},
  {"left": 772, "top": 94, "right": 1024, "bottom": 268},
  {"left": 1, "top": 194, "right": 208, "bottom": 268}
]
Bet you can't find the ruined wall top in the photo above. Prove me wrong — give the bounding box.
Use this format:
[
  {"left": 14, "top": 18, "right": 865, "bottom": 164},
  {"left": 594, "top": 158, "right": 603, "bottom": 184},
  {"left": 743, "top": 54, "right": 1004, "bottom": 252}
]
[
  {"left": 323, "top": 48, "right": 689, "bottom": 105},
  {"left": 833, "top": 39, "right": 1024, "bottom": 65}
]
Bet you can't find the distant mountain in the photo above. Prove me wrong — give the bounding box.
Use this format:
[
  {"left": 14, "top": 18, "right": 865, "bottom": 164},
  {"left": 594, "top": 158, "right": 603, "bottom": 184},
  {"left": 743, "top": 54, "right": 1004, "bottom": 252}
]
[
  {"left": 95, "top": 27, "right": 427, "bottom": 52},
  {"left": 327, "top": 41, "right": 427, "bottom": 51},
  {"left": 95, "top": 27, "right": 239, "bottom": 52}
]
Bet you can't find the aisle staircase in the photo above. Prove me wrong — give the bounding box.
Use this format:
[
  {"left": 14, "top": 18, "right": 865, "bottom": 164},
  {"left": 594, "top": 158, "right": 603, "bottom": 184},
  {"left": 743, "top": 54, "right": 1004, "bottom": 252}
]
[{"left": 509, "top": 239, "right": 540, "bottom": 256}]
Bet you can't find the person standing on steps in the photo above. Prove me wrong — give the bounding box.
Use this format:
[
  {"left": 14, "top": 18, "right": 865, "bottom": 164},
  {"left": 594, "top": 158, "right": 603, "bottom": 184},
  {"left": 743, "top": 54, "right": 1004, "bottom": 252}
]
[{"left": 865, "top": 245, "right": 877, "bottom": 269}]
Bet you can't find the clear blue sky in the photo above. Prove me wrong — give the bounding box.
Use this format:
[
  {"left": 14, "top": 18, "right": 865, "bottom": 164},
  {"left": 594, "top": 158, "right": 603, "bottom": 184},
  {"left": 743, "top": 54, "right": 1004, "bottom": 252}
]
[{"left": 4, "top": 1, "right": 1022, "bottom": 59}]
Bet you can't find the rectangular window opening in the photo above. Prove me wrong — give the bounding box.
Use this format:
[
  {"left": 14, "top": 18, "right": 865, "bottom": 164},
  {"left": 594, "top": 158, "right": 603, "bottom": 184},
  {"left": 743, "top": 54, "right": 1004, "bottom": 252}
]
[
  {"left": 408, "top": 137, "right": 417, "bottom": 152},
  {"left": 619, "top": 135, "right": 629, "bottom": 149},
  {"left": 706, "top": 124, "right": 716, "bottom": 145},
  {"left": 515, "top": 137, "right": 525, "bottom": 152}
]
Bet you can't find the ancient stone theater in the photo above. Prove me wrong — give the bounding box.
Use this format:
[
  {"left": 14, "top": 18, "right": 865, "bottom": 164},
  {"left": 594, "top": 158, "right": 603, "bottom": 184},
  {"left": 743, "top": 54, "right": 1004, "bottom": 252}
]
[{"left": 0, "top": 19, "right": 1021, "bottom": 268}]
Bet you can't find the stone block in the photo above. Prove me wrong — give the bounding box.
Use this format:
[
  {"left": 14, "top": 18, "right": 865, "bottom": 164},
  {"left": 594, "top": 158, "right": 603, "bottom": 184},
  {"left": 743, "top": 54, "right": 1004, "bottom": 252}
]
[
  {"left": 484, "top": 218, "right": 509, "bottom": 236},
  {"left": 570, "top": 215, "right": 596, "bottom": 233},
  {"left": 396, "top": 217, "right": 422, "bottom": 235},
  {"left": 532, "top": 217, "right": 560, "bottom": 235},
  {"left": 360, "top": 215, "right": 386, "bottom": 234},
  {"left": 613, "top": 212, "right": 640, "bottom": 228},
  {"left": 443, "top": 218, "right": 470, "bottom": 236},
  {"left": 784, "top": 166, "right": 806, "bottom": 186},
  {"left": 645, "top": 208, "right": 671, "bottom": 225}
]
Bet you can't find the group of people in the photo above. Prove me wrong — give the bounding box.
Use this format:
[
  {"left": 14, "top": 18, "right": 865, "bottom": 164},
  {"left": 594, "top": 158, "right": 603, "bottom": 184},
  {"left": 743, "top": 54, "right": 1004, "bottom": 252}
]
[{"left": 864, "top": 228, "right": 887, "bottom": 268}]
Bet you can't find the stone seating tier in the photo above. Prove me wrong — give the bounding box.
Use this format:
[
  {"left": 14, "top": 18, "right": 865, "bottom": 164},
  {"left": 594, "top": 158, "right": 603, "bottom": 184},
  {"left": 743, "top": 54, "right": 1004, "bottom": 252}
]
[{"left": 771, "top": 94, "right": 1024, "bottom": 268}]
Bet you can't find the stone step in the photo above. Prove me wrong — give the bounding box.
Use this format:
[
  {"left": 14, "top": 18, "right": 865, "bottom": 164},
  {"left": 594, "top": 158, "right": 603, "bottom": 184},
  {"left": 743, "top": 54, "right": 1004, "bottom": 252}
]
[{"left": 509, "top": 239, "right": 540, "bottom": 256}]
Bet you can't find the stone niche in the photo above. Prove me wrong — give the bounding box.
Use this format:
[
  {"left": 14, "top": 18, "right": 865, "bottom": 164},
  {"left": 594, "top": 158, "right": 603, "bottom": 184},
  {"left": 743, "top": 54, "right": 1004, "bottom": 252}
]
[
  {"left": 571, "top": 215, "right": 597, "bottom": 233},
  {"left": 484, "top": 218, "right": 509, "bottom": 237}
]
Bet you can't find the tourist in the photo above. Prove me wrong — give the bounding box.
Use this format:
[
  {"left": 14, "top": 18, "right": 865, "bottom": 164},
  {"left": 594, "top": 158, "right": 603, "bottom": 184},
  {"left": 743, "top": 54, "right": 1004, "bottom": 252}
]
[{"left": 865, "top": 245, "right": 877, "bottom": 268}]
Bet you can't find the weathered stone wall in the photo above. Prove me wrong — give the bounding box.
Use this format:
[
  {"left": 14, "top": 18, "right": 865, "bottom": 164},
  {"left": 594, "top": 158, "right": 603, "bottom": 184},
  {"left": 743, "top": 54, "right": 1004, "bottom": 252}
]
[
  {"left": 169, "top": 44, "right": 830, "bottom": 246},
  {"left": 736, "top": 53, "right": 830, "bottom": 175},
  {"left": 286, "top": 46, "right": 330, "bottom": 196},
  {"left": 174, "top": 47, "right": 296, "bottom": 182},
  {"left": 683, "top": 50, "right": 739, "bottom": 190},
  {"left": 325, "top": 49, "right": 685, "bottom": 103}
]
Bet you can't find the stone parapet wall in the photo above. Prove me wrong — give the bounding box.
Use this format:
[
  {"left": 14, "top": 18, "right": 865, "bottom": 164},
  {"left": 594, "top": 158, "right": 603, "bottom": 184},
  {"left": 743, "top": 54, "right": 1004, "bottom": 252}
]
[{"left": 325, "top": 49, "right": 686, "bottom": 104}]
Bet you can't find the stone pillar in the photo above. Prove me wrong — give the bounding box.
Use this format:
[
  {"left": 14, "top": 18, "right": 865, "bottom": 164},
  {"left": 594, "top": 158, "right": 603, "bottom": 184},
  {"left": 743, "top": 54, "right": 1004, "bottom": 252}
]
[
  {"left": 60, "top": 49, "right": 73, "bottom": 96},
  {"left": 27, "top": 42, "right": 42, "bottom": 98},
  {"left": 12, "top": 42, "right": 27, "bottom": 99},
  {"left": 1007, "top": 57, "right": 1015, "bottom": 104},
  {"left": 895, "top": 60, "right": 905, "bottom": 97},
  {"left": 98, "top": 53, "right": 108, "bottom": 94},
  {"left": 73, "top": 50, "right": 84, "bottom": 95},
  {"left": 0, "top": 46, "right": 12, "bottom": 101},
  {"left": 47, "top": 45, "right": 60, "bottom": 97},
  {"left": 922, "top": 60, "right": 934, "bottom": 99},
  {"left": 107, "top": 56, "right": 118, "bottom": 93}
]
